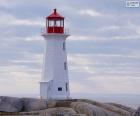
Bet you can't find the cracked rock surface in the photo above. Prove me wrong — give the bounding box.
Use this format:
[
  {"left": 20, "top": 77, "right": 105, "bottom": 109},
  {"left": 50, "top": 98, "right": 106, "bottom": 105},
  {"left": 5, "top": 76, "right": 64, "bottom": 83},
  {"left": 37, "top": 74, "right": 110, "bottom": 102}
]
[{"left": 0, "top": 96, "right": 136, "bottom": 116}]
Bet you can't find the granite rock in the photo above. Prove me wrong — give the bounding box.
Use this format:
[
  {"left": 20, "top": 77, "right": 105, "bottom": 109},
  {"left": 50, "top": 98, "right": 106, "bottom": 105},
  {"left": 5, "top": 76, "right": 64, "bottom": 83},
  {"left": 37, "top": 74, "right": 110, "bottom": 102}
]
[
  {"left": 71, "top": 102, "right": 118, "bottom": 116},
  {"left": 0, "top": 97, "right": 137, "bottom": 116},
  {"left": 40, "top": 107, "right": 76, "bottom": 116},
  {"left": 21, "top": 98, "right": 47, "bottom": 111},
  {"left": 134, "top": 107, "right": 140, "bottom": 116},
  {"left": 0, "top": 96, "right": 23, "bottom": 112}
]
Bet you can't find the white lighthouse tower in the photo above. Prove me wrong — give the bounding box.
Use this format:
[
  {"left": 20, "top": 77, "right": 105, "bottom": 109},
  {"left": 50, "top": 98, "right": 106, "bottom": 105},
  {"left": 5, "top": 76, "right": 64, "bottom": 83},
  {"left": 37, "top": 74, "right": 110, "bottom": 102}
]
[{"left": 40, "top": 9, "right": 70, "bottom": 99}]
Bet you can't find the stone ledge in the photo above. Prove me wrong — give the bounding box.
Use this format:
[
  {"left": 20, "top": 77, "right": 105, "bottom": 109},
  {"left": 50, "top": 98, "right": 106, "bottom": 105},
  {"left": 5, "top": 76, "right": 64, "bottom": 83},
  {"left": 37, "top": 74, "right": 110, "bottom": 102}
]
[{"left": 0, "top": 96, "right": 137, "bottom": 116}]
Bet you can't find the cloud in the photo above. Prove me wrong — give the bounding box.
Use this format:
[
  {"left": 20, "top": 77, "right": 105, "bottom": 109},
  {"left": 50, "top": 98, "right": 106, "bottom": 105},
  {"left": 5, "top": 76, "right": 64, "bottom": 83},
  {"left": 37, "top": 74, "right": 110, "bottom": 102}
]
[
  {"left": 79, "top": 9, "right": 102, "bottom": 17},
  {"left": 0, "top": 64, "right": 40, "bottom": 97},
  {"left": 24, "top": 35, "right": 43, "bottom": 42},
  {"left": 0, "top": 0, "right": 140, "bottom": 97},
  {"left": 0, "top": 13, "right": 44, "bottom": 26},
  {"left": 87, "top": 76, "right": 140, "bottom": 94},
  {"left": 0, "top": 51, "right": 43, "bottom": 97},
  {"left": 68, "top": 35, "right": 94, "bottom": 41},
  {"left": 0, "top": 0, "right": 18, "bottom": 8},
  {"left": 68, "top": 53, "right": 140, "bottom": 94},
  {"left": 70, "top": 82, "right": 86, "bottom": 93}
]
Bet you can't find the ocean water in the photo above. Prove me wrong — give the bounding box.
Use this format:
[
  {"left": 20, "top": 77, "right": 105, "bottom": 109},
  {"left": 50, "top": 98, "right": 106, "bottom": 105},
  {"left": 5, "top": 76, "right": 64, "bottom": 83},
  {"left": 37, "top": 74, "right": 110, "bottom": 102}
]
[{"left": 72, "top": 94, "right": 140, "bottom": 109}]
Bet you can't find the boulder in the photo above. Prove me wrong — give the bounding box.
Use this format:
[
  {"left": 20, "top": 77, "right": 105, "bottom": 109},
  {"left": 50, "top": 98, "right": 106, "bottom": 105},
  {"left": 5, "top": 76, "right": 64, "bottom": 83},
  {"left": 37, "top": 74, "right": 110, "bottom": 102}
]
[
  {"left": 21, "top": 98, "right": 47, "bottom": 111},
  {"left": 47, "top": 100, "right": 72, "bottom": 108},
  {"left": 40, "top": 107, "right": 76, "bottom": 116},
  {"left": 78, "top": 99, "right": 132, "bottom": 116},
  {"left": 0, "top": 97, "right": 136, "bottom": 116},
  {"left": 134, "top": 107, "right": 140, "bottom": 116},
  {"left": 108, "top": 103, "right": 136, "bottom": 115},
  {"left": 55, "top": 100, "right": 72, "bottom": 107},
  {"left": 71, "top": 102, "right": 121, "bottom": 116},
  {"left": 0, "top": 96, "right": 23, "bottom": 112},
  {"left": 47, "top": 101, "right": 56, "bottom": 108}
]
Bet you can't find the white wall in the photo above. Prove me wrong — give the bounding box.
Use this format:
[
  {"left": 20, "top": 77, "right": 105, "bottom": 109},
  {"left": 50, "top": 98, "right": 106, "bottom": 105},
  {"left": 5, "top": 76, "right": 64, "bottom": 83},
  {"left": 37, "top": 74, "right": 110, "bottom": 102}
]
[{"left": 40, "top": 34, "right": 70, "bottom": 99}]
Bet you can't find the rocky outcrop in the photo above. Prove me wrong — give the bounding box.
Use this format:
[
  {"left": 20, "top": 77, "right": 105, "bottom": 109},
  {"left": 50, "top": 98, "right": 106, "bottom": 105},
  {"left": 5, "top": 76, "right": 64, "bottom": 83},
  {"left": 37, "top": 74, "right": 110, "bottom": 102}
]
[
  {"left": 0, "top": 97, "right": 47, "bottom": 112},
  {"left": 108, "top": 103, "right": 135, "bottom": 115},
  {"left": 0, "top": 96, "right": 137, "bottom": 116},
  {"left": 77, "top": 99, "right": 135, "bottom": 116},
  {"left": 40, "top": 107, "right": 77, "bottom": 116},
  {"left": 134, "top": 107, "right": 140, "bottom": 116},
  {"left": 71, "top": 102, "right": 117, "bottom": 116},
  {"left": 0, "top": 96, "right": 23, "bottom": 112},
  {"left": 21, "top": 98, "right": 47, "bottom": 111},
  {"left": 47, "top": 100, "right": 73, "bottom": 108}
]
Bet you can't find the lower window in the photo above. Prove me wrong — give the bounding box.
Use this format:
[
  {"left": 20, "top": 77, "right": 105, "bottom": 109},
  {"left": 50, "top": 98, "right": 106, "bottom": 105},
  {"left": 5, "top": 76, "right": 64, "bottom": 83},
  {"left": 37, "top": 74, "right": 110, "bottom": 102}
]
[{"left": 58, "top": 87, "right": 62, "bottom": 91}]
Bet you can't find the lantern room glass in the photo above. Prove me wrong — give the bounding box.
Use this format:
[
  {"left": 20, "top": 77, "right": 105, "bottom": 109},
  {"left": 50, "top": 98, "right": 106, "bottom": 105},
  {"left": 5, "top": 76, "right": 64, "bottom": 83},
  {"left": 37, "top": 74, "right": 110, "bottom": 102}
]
[{"left": 48, "top": 19, "right": 64, "bottom": 27}]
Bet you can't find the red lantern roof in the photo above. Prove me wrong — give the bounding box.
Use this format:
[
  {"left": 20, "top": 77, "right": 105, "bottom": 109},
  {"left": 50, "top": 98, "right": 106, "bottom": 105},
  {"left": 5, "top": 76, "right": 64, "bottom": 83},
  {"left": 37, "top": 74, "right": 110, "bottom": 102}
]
[{"left": 47, "top": 9, "right": 64, "bottom": 20}]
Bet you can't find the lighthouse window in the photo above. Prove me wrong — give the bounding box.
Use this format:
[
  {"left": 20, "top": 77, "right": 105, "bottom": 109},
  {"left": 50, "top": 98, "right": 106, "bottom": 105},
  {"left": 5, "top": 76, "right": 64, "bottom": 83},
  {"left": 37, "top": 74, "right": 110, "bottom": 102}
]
[
  {"left": 54, "top": 20, "right": 60, "bottom": 27},
  {"left": 63, "top": 42, "right": 65, "bottom": 50},
  {"left": 58, "top": 87, "right": 62, "bottom": 91},
  {"left": 49, "top": 20, "right": 54, "bottom": 26},
  {"left": 64, "top": 62, "right": 67, "bottom": 70},
  {"left": 66, "top": 83, "right": 68, "bottom": 91}
]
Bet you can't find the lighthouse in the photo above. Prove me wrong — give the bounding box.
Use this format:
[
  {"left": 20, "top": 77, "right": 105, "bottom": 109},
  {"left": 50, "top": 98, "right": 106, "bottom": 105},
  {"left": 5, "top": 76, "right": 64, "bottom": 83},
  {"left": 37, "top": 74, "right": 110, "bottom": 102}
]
[{"left": 40, "top": 9, "right": 70, "bottom": 99}]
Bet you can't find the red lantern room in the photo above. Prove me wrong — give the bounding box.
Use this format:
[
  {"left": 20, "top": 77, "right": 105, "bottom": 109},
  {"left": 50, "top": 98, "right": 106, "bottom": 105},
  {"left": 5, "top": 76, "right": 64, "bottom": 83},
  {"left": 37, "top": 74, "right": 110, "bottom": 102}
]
[{"left": 46, "top": 9, "right": 64, "bottom": 34}]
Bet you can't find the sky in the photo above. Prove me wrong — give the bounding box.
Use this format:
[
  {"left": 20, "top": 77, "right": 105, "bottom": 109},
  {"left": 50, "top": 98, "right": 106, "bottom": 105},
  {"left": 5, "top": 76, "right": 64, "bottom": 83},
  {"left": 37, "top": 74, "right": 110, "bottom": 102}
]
[{"left": 0, "top": 0, "right": 140, "bottom": 98}]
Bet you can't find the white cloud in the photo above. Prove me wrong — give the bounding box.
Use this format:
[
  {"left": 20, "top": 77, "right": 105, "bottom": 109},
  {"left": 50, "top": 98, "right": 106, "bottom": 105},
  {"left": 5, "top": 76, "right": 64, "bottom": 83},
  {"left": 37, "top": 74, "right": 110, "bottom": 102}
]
[
  {"left": 0, "top": 50, "right": 43, "bottom": 97},
  {"left": 68, "top": 54, "right": 91, "bottom": 66},
  {"left": 79, "top": 9, "right": 102, "bottom": 17},
  {"left": 24, "top": 35, "right": 43, "bottom": 42},
  {"left": 68, "top": 53, "right": 140, "bottom": 94},
  {"left": 68, "top": 35, "right": 88, "bottom": 41},
  {"left": 87, "top": 76, "right": 140, "bottom": 94},
  {"left": 0, "top": 0, "right": 140, "bottom": 98},
  {"left": 126, "top": 21, "right": 140, "bottom": 36},
  {"left": 0, "top": 65, "right": 40, "bottom": 97},
  {"left": 70, "top": 82, "right": 86, "bottom": 93},
  {"left": 68, "top": 35, "right": 95, "bottom": 41},
  {"left": 68, "top": 33, "right": 140, "bottom": 41},
  {"left": 0, "top": 0, "right": 18, "bottom": 8},
  {"left": 136, "top": 28, "right": 140, "bottom": 35},
  {"left": 98, "top": 25, "right": 120, "bottom": 31},
  {"left": 0, "top": 13, "right": 44, "bottom": 26}
]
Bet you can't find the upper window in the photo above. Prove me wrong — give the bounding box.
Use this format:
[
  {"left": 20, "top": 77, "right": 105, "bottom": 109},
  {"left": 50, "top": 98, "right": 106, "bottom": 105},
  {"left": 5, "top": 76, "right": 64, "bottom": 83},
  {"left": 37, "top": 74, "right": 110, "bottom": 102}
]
[
  {"left": 64, "top": 62, "right": 67, "bottom": 70},
  {"left": 48, "top": 20, "right": 54, "bottom": 26},
  {"left": 66, "top": 83, "right": 68, "bottom": 91},
  {"left": 63, "top": 42, "right": 65, "bottom": 50},
  {"left": 48, "top": 20, "right": 61, "bottom": 27}
]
